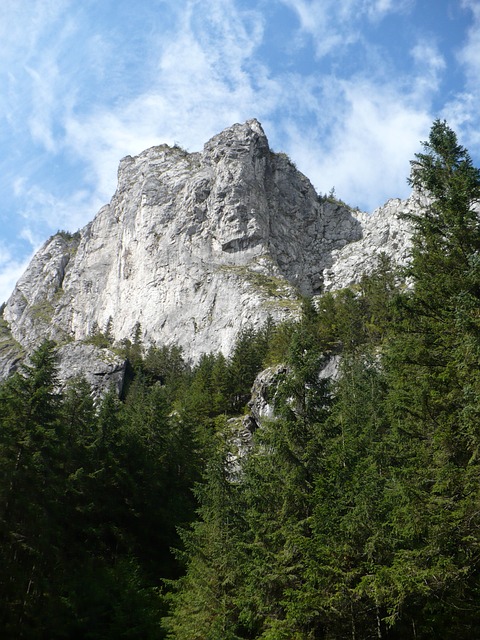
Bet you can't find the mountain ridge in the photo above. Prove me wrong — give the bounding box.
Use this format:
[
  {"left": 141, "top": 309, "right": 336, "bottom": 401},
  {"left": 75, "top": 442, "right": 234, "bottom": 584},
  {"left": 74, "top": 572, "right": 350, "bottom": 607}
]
[{"left": 0, "top": 119, "right": 414, "bottom": 393}]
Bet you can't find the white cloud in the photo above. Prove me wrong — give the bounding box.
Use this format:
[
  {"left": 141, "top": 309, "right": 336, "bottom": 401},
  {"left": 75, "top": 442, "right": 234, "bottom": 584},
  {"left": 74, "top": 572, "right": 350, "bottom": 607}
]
[
  {"left": 281, "top": 0, "right": 330, "bottom": 34},
  {"left": 0, "top": 1, "right": 72, "bottom": 113},
  {"left": 410, "top": 40, "right": 446, "bottom": 96},
  {"left": 17, "top": 182, "right": 105, "bottom": 237},
  {"left": 283, "top": 78, "right": 432, "bottom": 211},
  {"left": 366, "top": 0, "right": 413, "bottom": 21},
  {"left": 279, "top": 0, "right": 356, "bottom": 57},
  {"left": 442, "top": 93, "right": 478, "bottom": 140},
  {"left": 279, "top": 0, "right": 413, "bottom": 57},
  {"left": 444, "top": 1, "right": 480, "bottom": 151},
  {"left": 25, "top": 62, "right": 59, "bottom": 152},
  {"left": 0, "top": 243, "right": 34, "bottom": 305},
  {"left": 458, "top": 1, "right": 480, "bottom": 84},
  {"left": 0, "top": 1, "right": 68, "bottom": 60}
]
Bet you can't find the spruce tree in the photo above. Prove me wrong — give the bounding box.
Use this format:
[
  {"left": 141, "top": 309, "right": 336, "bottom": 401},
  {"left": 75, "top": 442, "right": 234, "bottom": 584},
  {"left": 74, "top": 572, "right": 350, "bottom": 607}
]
[
  {"left": 0, "top": 340, "right": 64, "bottom": 636},
  {"left": 383, "top": 120, "right": 480, "bottom": 635},
  {"left": 164, "top": 431, "right": 245, "bottom": 640}
]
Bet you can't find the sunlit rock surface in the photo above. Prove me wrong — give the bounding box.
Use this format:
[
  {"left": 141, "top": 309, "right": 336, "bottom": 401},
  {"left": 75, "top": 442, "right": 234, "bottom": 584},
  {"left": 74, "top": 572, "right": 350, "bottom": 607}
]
[{"left": 1, "top": 119, "right": 414, "bottom": 392}]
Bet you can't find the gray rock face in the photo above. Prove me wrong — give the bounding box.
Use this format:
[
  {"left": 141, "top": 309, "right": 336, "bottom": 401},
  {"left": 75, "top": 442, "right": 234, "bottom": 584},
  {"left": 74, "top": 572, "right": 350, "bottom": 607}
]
[
  {"left": 1, "top": 119, "right": 415, "bottom": 391},
  {"left": 248, "top": 364, "right": 289, "bottom": 427},
  {"left": 56, "top": 342, "right": 126, "bottom": 399},
  {"left": 0, "top": 327, "right": 24, "bottom": 380},
  {"left": 322, "top": 197, "right": 415, "bottom": 291},
  {"left": 3, "top": 233, "right": 80, "bottom": 350}
]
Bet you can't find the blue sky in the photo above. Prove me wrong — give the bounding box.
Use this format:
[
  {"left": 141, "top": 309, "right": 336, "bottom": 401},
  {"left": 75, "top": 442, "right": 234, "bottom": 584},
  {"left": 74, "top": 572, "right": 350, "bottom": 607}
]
[{"left": 1, "top": 0, "right": 479, "bottom": 303}]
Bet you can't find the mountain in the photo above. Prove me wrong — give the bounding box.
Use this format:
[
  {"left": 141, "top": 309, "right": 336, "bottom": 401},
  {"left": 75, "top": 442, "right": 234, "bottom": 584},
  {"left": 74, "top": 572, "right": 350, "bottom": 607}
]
[{"left": 0, "top": 119, "right": 414, "bottom": 393}]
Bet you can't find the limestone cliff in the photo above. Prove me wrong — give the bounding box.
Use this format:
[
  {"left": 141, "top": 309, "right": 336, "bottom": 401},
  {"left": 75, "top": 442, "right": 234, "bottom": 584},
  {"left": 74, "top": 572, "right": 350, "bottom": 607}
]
[{"left": 0, "top": 119, "right": 414, "bottom": 392}]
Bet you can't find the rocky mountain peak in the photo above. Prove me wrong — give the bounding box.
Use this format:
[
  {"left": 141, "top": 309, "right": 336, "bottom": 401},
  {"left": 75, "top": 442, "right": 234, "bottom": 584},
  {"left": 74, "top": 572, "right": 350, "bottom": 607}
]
[{"left": 0, "top": 119, "right": 414, "bottom": 394}]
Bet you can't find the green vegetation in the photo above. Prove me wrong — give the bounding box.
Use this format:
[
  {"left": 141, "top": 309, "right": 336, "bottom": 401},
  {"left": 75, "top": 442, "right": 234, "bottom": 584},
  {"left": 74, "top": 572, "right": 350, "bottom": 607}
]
[
  {"left": 273, "top": 150, "right": 298, "bottom": 169},
  {"left": 319, "top": 186, "right": 359, "bottom": 211},
  {"left": 1, "top": 121, "right": 480, "bottom": 638},
  {"left": 83, "top": 319, "right": 115, "bottom": 349},
  {"left": 30, "top": 288, "right": 65, "bottom": 324},
  {"left": 221, "top": 264, "right": 301, "bottom": 303},
  {"left": 29, "top": 298, "right": 55, "bottom": 323},
  {"left": 56, "top": 229, "right": 81, "bottom": 243},
  {"left": 0, "top": 313, "right": 24, "bottom": 356},
  {"left": 0, "top": 313, "right": 11, "bottom": 339}
]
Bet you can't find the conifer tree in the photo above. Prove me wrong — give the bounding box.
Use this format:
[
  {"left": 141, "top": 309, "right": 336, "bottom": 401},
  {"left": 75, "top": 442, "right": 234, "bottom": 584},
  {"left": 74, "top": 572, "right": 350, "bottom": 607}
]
[
  {"left": 0, "top": 340, "right": 64, "bottom": 635},
  {"left": 164, "top": 431, "right": 245, "bottom": 640},
  {"left": 383, "top": 120, "right": 480, "bottom": 634}
]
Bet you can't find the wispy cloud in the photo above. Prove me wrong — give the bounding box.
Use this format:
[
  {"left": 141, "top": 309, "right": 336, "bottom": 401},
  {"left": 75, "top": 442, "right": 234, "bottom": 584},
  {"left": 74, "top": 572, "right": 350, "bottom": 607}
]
[
  {"left": 279, "top": 0, "right": 413, "bottom": 57},
  {"left": 0, "top": 241, "right": 34, "bottom": 305},
  {"left": 15, "top": 182, "right": 104, "bottom": 236},
  {"left": 444, "top": 0, "right": 480, "bottom": 147},
  {"left": 366, "top": 0, "right": 413, "bottom": 21},
  {"left": 1, "top": 0, "right": 72, "bottom": 142},
  {"left": 0, "top": 0, "right": 69, "bottom": 61},
  {"left": 458, "top": 1, "right": 480, "bottom": 84},
  {"left": 25, "top": 59, "right": 59, "bottom": 152},
  {"left": 283, "top": 77, "right": 432, "bottom": 209},
  {"left": 410, "top": 40, "right": 446, "bottom": 96},
  {"left": 278, "top": 0, "right": 356, "bottom": 57}
]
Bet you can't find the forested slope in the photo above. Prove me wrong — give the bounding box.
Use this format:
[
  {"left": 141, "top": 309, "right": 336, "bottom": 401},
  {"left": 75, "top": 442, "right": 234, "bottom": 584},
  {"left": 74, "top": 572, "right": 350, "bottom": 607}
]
[{"left": 1, "top": 121, "right": 480, "bottom": 639}]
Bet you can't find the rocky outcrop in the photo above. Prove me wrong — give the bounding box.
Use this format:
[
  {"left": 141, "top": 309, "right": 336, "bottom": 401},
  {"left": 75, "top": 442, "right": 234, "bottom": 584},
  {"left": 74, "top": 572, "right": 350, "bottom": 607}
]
[
  {"left": 323, "top": 197, "right": 415, "bottom": 291},
  {"left": 0, "top": 321, "right": 24, "bottom": 380},
  {"left": 248, "top": 364, "right": 289, "bottom": 427},
  {"left": 3, "top": 233, "right": 81, "bottom": 351},
  {"left": 0, "top": 119, "right": 415, "bottom": 392},
  {"left": 55, "top": 342, "right": 126, "bottom": 399},
  {"left": 247, "top": 355, "right": 341, "bottom": 430}
]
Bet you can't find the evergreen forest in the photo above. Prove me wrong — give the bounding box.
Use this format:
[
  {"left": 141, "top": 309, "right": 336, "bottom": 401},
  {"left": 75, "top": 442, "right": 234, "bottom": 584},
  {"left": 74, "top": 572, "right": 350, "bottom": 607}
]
[{"left": 1, "top": 121, "right": 480, "bottom": 638}]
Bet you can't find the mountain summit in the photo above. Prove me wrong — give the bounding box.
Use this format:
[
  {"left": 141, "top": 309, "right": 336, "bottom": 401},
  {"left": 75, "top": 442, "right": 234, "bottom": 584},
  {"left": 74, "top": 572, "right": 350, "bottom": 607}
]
[{"left": 0, "top": 119, "right": 413, "bottom": 392}]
